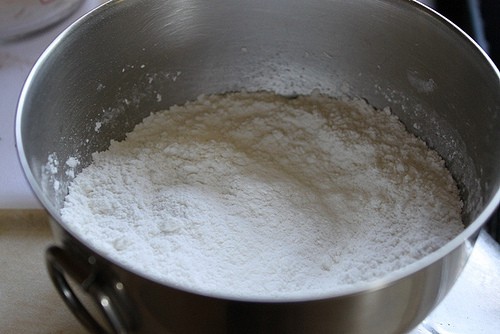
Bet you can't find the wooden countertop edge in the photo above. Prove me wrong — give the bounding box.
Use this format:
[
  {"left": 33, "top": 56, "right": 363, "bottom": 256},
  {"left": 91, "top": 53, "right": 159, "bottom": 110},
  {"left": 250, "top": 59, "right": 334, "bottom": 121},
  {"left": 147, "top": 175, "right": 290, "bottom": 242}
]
[{"left": 0, "top": 209, "right": 49, "bottom": 224}]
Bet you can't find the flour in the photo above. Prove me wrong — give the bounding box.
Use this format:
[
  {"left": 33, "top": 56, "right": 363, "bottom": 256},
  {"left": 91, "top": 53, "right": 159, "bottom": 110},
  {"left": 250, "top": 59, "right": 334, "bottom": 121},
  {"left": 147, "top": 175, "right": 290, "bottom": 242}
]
[{"left": 61, "top": 91, "right": 463, "bottom": 298}]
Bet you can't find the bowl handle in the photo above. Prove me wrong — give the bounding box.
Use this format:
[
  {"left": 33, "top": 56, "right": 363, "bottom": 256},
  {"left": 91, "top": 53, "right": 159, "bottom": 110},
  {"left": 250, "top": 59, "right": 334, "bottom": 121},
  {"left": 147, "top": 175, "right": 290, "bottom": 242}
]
[{"left": 45, "top": 245, "right": 131, "bottom": 334}]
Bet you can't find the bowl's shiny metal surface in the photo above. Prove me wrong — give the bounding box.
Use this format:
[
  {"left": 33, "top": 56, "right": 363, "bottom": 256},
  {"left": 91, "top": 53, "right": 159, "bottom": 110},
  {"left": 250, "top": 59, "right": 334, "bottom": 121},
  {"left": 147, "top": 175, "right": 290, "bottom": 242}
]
[{"left": 16, "top": 0, "right": 500, "bottom": 333}]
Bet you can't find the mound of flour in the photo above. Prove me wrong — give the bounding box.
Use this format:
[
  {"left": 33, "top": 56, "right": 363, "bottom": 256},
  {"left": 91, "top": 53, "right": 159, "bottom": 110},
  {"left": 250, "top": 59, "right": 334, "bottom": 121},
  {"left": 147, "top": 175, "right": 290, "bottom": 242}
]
[{"left": 61, "top": 91, "right": 463, "bottom": 298}]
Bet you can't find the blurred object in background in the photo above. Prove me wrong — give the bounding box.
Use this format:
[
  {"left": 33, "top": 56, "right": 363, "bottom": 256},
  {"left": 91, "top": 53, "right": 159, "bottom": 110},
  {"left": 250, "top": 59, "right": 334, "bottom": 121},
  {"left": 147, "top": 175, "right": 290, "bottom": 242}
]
[
  {"left": 0, "top": 0, "right": 84, "bottom": 42},
  {"left": 417, "top": 0, "right": 436, "bottom": 7},
  {"left": 479, "top": 0, "right": 500, "bottom": 66}
]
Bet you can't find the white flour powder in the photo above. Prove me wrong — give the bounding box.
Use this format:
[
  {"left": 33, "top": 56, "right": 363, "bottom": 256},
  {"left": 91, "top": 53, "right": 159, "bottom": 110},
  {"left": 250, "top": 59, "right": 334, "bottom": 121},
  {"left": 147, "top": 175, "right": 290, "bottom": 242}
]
[{"left": 61, "top": 91, "right": 463, "bottom": 298}]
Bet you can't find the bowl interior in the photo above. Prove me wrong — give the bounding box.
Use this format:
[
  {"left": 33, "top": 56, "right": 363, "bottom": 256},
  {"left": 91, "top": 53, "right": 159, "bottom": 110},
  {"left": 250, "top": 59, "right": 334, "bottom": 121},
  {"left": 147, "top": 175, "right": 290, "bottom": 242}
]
[{"left": 18, "top": 0, "right": 500, "bottom": 236}]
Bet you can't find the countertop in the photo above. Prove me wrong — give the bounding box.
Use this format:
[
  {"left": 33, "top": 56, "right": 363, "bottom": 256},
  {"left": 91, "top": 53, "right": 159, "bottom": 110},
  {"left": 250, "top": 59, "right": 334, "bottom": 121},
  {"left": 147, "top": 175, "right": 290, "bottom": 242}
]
[{"left": 0, "top": 210, "right": 86, "bottom": 333}]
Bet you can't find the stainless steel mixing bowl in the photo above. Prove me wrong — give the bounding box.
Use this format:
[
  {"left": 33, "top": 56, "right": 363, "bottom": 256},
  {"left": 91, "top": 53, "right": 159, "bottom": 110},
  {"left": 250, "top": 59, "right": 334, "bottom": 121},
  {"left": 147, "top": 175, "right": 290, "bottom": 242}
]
[{"left": 16, "top": 0, "right": 500, "bottom": 333}]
